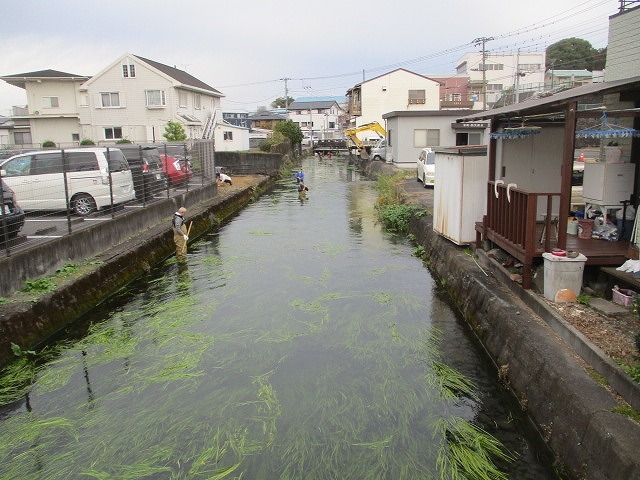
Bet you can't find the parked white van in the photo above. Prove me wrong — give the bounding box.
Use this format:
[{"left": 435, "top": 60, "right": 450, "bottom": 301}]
[
  {"left": 370, "top": 138, "right": 387, "bottom": 161},
  {"left": 416, "top": 147, "right": 435, "bottom": 188},
  {"left": 0, "top": 147, "right": 136, "bottom": 215}
]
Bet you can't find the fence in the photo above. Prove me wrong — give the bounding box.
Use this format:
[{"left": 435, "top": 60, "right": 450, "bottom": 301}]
[{"left": 0, "top": 140, "right": 216, "bottom": 257}]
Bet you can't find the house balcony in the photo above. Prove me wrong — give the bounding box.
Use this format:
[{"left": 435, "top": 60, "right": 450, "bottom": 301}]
[
  {"left": 476, "top": 181, "right": 629, "bottom": 289},
  {"left": 440, "top": 100, "right": 475, "bottom": 109}
]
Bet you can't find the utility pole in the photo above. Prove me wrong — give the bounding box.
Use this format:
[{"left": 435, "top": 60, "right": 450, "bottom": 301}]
[
  {"left": 472, "top": 36, "right": 494, "bottom": 110},
  {"left": 515, "top": 48, "right": 520, "bottom": 105},
  {"left": 280, "top": 77, "right": 291, "bottom": 109}
]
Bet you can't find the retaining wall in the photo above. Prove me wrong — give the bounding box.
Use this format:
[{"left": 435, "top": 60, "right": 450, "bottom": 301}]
[
  {"left": 0, "top": 176, "right": 274, "bottom": 367},
  {"left": 409, "top": 215, "right": 640, "bottom": 479},
  {"left": 216, "top": 151, "right": 284, "bottom": 175}
]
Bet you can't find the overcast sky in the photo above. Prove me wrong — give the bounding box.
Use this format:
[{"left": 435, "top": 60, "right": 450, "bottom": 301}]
[{"left": 0, "top": 0, "right": 618, "bottom": 116}]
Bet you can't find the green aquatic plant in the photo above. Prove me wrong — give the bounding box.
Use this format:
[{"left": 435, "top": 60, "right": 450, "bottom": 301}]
[{"left": 435, "top": 417, "right": 515, "bottom": 480}]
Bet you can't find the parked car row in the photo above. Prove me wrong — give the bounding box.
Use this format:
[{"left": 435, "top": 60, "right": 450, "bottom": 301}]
[{"left": 0, "top": 145, "right": 195, "bottom": 232}]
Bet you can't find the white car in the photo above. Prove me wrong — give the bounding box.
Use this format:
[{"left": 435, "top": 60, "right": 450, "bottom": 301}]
[
  {"left": 416, "top": 148, "right": 435, "bottom": 188},
  {"left": 0, "top": 147, "right": 136, "bottom": 215}
]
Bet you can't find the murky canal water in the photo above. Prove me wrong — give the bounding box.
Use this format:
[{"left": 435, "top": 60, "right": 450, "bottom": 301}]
[{"left": 0, "top": 157, "right": 559, "bottom": 479}]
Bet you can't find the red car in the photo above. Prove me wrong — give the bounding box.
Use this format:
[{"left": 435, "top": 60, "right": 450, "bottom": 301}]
[{"left": 160, "top": 154, "right": 193, "bottom": 186}]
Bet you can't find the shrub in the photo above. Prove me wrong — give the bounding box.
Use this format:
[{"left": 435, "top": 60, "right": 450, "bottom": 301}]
[
  {"left": 80, "top": 139, "right": 95, "bottom": 146},
  {"left": 42, "top": 140, "right": 56, "bottom": 148}
]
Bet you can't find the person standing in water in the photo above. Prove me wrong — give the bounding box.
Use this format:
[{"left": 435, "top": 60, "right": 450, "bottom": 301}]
[
  {"left": 173, "top": 207, "right": 188, "bottom": 260},
  {"left": 294, "top": 168, "right": 304, "bottom": 184}
]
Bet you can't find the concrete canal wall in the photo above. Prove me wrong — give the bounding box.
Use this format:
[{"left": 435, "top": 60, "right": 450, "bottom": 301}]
[{"left": 363, "top": 159, "right": 640, "bottom": 479}]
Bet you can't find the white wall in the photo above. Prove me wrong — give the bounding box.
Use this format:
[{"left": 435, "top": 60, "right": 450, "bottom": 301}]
[
  {"left": 358, "top": 70, "right": 440, "bottom": 128},
  {"left": 386, "top": 113, "right": 485, "bottom": 167},
  {"left": 214, "top": 124, "right": 250, "bottom": 151},
  {"left": 24, "top": 79, "right": 84, "bottom": 145},
  {"left": 605, "top": 7, "right": 640, "bottom": 82},
  {"left": 498, "top": 125, "right": 565, "bottom": 218}
]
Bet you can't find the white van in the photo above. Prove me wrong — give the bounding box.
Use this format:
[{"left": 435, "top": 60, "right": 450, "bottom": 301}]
[
  {"left": 0, "top": 147, "right": 136, "bottom": 215},
  {"left": 370, "top": 138, "right": 387, "bottom": 161},
  {"left": 416, "top": 148, "right": 435, "bottom": 188}
]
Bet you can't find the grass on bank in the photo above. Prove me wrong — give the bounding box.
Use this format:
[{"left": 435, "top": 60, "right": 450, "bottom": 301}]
[{"left": 374, "top": 173, "right": 428, "bottom": 234}]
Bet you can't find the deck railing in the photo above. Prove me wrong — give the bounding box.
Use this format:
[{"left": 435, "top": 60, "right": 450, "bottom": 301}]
[{"left": 485, "top": 181, "right": 560, "bottom": 287}]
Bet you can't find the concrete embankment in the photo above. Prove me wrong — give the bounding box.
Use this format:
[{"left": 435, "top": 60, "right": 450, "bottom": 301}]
[
  {"left": 364, "top": 161, "right": 639, "bottom": 479},
  {"left": 410, "top": 216, "right": 640, "bottom": 479},
  {"left": 0, "top": 175, "right": 274, "bottom": 367}
]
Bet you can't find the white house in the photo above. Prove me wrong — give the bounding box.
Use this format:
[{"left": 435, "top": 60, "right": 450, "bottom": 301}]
[
  {"left": 605, "top": 5, "right": 640, "bottom": 82},
  {"left": 214, "top": 122, "right": 250, "bottom": 152},
  {"left": 455, "top": 51, "right": 546, "bottom": 109},
  {"left": 346, "top": 69, "right": 441, "bottom": 132},
  {"left": 79, "top": 54, "right": 224, "bottom": 144},
  {"left": 382, "top": 110, "right": 487, "bottom": 168},
  {"left": 287, "top": 99, "right": 344, "bottom": 140},
  {"left": 0, "top": 69, "right": 89, "bottom": 147}
]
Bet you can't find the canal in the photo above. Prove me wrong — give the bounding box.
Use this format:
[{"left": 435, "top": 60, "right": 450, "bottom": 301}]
[{"left": 0, "top": 157, "right": 559, "bottom": 479}]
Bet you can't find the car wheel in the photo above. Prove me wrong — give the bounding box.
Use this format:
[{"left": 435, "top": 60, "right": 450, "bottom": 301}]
[
  {"left": 373, "top": 155, "right": 381, "bottom": 161},
  {"left": 72, "top": 193, "right": 96, "bottom": 216}
]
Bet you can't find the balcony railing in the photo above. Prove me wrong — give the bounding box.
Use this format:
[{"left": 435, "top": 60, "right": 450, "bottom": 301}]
[{"left": 484, "top": 181, "right": 560, "bottom": 288}]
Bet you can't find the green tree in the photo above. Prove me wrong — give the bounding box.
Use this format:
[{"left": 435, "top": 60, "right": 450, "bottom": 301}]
[
  {"left": 274, "top": 119, "right": 303, "bottom": 147},
  {"left": 546, "top": 37, "right": 601, "bottom": 71},
  {"left": 271, "top": 96, "right": 295, "bottom": 109},
  {"left": 163, "top": 121, "right": 187, "bottom": 141}
]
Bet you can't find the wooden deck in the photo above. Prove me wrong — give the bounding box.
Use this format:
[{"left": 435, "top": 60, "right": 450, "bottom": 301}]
[{"left": 535, "top": 222, "right": 629, "bottom": 266}]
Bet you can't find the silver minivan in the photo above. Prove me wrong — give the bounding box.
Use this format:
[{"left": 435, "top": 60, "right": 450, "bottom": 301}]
[{"left": 0, "top": 147, "right": 136, "bottom": 215}]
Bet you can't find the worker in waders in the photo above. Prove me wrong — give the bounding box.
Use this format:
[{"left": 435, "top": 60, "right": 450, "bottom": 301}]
[{"left": 173, "top": 207, "right": 188, "bottom": 260}]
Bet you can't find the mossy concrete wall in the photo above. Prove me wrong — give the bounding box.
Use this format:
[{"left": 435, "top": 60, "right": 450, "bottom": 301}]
[
  {"left": 0, "top": 177, "right": 274, "bottom": 367},
  {"left": 409, "top": 214, "right": 640, "bottom": 480}
]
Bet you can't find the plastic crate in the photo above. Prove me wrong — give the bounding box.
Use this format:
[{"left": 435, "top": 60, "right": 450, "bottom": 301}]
[{"left": 612, "top": 287, "right": 637, "bottom": 307}]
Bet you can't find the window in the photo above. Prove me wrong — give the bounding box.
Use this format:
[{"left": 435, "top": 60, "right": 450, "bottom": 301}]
[
  {"left": 455, "top": 132, "right": 482, "bottom": 146},
  {"left": 13, "top": 131, "right": 32, "bottom": 145},
  {"left": 145, "top": 90, "right": 166, "bottom": 107},
  {"left": 66, "top": 152, "right": 98, "bottom": 172},
  {"left": 223, "top": 131, "right": 233, "bottom": 140},
  {"left": 42, "top": 97, "right": 59, "bottom": 108},
  {"left": 122, "top": 64, "right": 136, "bottom": 78},
  {"left": 414, "top": 129, "right": 440, "bottom": 147},
  {"left": 519, "top": 63, "right": 540, "bottom": 72},
  {"left": 2, "top": 156, "right": 32, "bottom": 177},
  {"left": 479, "top": 63, "right": 504, "bottom": 71},
  {"left": 194, "top": 93, "right": 201, "bottom": 109},
  {"left": 328, "top": 121, "right": 335, "bottom": 129},
  {"left": 178, "top": 91, "right": 188, "bottom": 107},
  {"left": 32, "top": 153, "right": 63, "bottom": 175},
  {"left": 408, "top": 89, "right": 426, "bottom": 104},
  {"left": 487, "top": 84, "right": 503, "bottom": 91},
  {"left": 71, "top": 133, "right": 80, "bottom": 142},
  {"left": 104, "top": 127, "right": 123, "bottom": 140},
  {"left": 105, "top": 149, "right": 129, "bottom": 172},
  {"left": 101, "top": 92, "right": 120, "bottom": 108}
]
